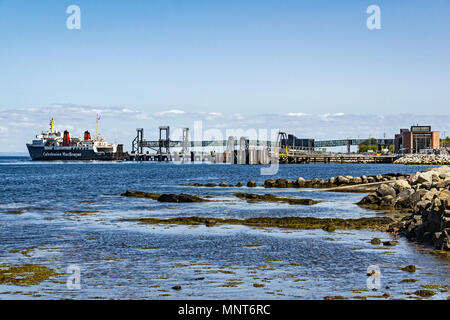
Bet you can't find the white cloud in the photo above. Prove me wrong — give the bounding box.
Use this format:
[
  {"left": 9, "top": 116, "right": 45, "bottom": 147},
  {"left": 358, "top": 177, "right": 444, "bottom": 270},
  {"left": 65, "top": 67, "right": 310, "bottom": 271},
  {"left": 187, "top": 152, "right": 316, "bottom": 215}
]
[
  {"left": 287, "top": 112, "right": 309, "bottom": 117},
  {"left": 318, "top": 113, "right": 345, "bottom": 121},
  {"left": 156, "top": 109, "right": 185, "bottom": 116},
  {"left": 132, "top": 113, "right": 152, "bottom": 120}
]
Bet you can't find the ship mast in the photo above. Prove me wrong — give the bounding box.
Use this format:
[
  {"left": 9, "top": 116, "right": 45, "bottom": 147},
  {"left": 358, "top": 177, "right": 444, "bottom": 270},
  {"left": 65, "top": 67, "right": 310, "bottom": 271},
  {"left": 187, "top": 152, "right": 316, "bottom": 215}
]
[{"left": 95, "top": 113, "right": 100, "bottom": 140}]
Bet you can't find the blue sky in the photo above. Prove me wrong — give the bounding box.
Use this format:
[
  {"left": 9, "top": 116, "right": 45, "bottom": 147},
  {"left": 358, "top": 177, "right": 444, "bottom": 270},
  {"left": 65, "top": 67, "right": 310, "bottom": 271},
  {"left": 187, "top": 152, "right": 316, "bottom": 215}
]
[{"left": 0, "top": 1, "right": 449, "bottom": 151}]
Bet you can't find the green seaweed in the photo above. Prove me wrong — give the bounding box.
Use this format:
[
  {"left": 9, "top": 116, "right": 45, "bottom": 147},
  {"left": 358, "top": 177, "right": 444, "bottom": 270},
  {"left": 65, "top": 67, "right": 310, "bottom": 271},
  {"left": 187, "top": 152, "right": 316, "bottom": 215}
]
[
  {"left": 324, "top": 296, "right": 345, "bottom": 300},
  {"left": 137, "top": 216, "right": 394, "bottom": 231},
  {"left": 234, "top": 193, "right": 321, "bottom": 205},
  {"left": 65, "top": 210, "right": 99, "bottom": 214},
  {"left": 400, "top": 265, "right": 417, "bottom": 273},
  {"left": 414, "top": 290, "right": 436, "bottom": 297},
  {"left": 401, "top": 279, "right": 418, "bottom": 283},
  {"left": 9, "top": 247, "right": 36, "bottom": 257},
  {"left": 370, "top": 238, "right": 382, "bottom": 245},
  {"left": 421, "top": 284, "right": 442, "bottom": 290},
  {"left": 120, "top": 190, "right": 161, "bottom": 200},
  {"left": 220, "top": 281, "right": 244, "bottom": 287},
  {"left": 0, "top": 264, "right": 60, "bottom": 286}
]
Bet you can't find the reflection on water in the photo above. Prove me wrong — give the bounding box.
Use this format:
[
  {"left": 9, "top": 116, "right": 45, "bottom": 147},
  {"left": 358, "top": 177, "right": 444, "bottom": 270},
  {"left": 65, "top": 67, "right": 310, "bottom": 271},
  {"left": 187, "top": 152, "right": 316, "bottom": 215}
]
[{"left": 0, "top": 158, "right": 448, "bottom": 299}]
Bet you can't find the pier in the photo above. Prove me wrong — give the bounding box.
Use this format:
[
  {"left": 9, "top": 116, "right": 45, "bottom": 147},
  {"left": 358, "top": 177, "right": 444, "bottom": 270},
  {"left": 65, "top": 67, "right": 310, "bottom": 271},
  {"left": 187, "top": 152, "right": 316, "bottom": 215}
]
[
  {"left": 125, "top": 126, "right": 398, "bottom": 164},
  {"left": 277, "top": 153, "right": 398, "bottom": 164}
]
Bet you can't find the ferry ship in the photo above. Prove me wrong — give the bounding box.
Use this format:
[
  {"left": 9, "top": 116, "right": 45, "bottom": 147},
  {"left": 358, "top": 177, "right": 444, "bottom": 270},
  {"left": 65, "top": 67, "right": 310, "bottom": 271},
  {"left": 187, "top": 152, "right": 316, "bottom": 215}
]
[{"left": 26, "top": 116, "right": 124, "bottom": 161}]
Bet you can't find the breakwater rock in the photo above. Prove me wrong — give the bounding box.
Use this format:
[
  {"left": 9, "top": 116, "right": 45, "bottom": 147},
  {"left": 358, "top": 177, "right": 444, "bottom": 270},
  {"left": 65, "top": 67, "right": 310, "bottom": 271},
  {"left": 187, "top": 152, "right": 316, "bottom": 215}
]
[
  {"left": 358, "top": 166, "right": 450, "bottom": 211},
  {"left": 399, "top": 195, "right": 450, "bottom": 250},
  {"left": 359, "top": 166, "right": 450, "bottom": 250},
  {"left": 183, "top": 174, "right": 409, "bottom": 190},
  {"left": 121, "top": 190, "right": 210, "bottom": 202},
  {"left": 260, "top": 173, "right": 407, "bottom": 189},
  {"left": 394, "top": 154, "right": 450, "bottom": 165}
]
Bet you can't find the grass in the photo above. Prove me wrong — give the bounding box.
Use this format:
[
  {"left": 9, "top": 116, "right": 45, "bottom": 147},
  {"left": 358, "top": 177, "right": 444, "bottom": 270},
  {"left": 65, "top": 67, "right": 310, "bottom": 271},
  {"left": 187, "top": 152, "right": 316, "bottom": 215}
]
[{"left": 9, "top": 247, "right": 36, "bottom": 257}]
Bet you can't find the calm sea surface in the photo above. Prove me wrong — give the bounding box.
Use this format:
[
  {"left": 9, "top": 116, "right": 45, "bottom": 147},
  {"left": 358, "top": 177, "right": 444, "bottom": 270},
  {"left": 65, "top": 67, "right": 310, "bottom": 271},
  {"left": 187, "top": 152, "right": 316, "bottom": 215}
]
[{"left": 0, "top": 157, "right": 449, "bottom": 299}]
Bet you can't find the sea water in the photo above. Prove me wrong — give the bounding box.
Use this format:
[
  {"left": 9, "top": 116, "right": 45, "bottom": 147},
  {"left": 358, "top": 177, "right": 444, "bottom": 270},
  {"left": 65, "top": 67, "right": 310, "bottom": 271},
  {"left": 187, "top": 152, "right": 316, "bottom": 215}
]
[{"left": 0, "top": 157, "right": 448, "bottom": 299}]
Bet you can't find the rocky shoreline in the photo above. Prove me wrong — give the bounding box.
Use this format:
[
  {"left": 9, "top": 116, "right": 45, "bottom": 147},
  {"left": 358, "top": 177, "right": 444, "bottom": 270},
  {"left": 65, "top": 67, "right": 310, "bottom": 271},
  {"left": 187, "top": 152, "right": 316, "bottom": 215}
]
[
  {"left": 394, "top": 154, "right": 450, "bottom": 165},
  {"left": 184, "top": 173, "right": 409, "bottom": 190},
  {"left": 358, "top": 166, "right": 450, "bottom": 251}
]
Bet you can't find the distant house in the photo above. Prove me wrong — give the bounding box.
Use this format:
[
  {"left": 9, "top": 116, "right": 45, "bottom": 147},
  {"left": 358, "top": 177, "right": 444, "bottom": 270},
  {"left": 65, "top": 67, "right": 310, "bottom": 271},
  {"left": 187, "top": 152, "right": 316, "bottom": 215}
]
[{"left": 394, "top": 125, "right": 440, "bottom": 154}]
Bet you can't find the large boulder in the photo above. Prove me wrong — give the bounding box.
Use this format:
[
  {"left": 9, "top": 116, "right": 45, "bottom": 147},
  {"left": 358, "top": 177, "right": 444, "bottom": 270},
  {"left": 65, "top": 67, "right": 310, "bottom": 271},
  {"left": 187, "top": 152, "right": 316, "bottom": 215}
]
[
  {"left": 274, "top": 178, "right": 288, "bottom": 188},
  {"left": 395, "top": 188, "right": 416, "bottom": 208},
  {"left": 415, "top": 200, "right": 432, "bottom": 212},
  {"left": 398, "top": 188, "right": 415, "bottom": 198},
  {"left": 247, "top": 180, "right": 257, "bottom": 188},
  {"left": 430, "top": 166, "right": 450, "bottom": 175},
  {"left": 357, "top": 193, "right": 380, "bottom": 206},
  {"left": 409, "top": 189, "right": 428, "bottom": 207},
  {"left": 264, "top": 179, "right": 276, "bottom": 188},
  {"left": 350, "top": 177, "right": 363, "bottom": 184},
  {"left": 439, "top": 189, "right": 450, "bottom": 202},
  {"left": 436, "top": 180, "right": 450, "bottom": 189},
  {"left": 438, "top": 172, "right": 450, "bottom": 180},
  {"left": 434, "top": 229, "right": 450, "bottom": 250},
  {"left": 336, "top": 176, "right": 349, "bottom": 185},
  {"left": 413, "top": 171, "right": 439, "bottom": 184},
  {"left": 296, "top": 177, "right": 306, "bottom": 187},
  {"left": 441, "top": 217, "right": 450, "bottom": 229},
  {"left": 380, "top": 195, "right": 396, "bottom": 208},
  {"left": 157, "top": 193, "right": 206, "bottom": 203},
  {"left": 423, "top": 189, "right": 439, "bottom": 202},
  {"left": 393, "top": 180, "right": 411, "bottom": 193},
  {"left": 376, "top": 184, "right": 396, "bottom": 198}
]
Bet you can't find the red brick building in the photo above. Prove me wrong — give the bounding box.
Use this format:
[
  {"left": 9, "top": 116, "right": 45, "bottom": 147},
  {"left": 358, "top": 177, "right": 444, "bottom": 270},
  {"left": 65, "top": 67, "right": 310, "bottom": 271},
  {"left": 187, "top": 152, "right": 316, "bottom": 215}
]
[{"left": 395, "top": 125, "right": 440, "bottom": 154}]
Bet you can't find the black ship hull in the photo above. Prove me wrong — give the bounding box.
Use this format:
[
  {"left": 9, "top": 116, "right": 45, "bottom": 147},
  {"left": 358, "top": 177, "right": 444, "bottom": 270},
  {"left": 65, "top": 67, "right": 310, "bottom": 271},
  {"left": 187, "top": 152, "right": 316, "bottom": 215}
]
[{"left": 27, "top": 144, "right": 124, "bottom": 161}]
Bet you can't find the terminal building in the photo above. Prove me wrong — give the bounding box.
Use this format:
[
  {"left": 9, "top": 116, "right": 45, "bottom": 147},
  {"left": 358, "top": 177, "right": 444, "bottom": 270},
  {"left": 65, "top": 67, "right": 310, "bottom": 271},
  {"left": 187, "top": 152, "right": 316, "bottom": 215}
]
[{"left": 394, "top": 125, "right": 440, "bottom": 154}]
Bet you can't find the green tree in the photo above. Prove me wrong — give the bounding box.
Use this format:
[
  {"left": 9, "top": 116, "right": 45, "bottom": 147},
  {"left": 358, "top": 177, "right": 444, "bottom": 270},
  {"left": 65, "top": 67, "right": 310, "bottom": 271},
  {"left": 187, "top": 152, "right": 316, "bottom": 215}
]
[
  {"left": 441, "top": 136, "right": 450, "bottom": 148},
  {"left": 359, "top": 138, "right": 378, "bottom": 153}
]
